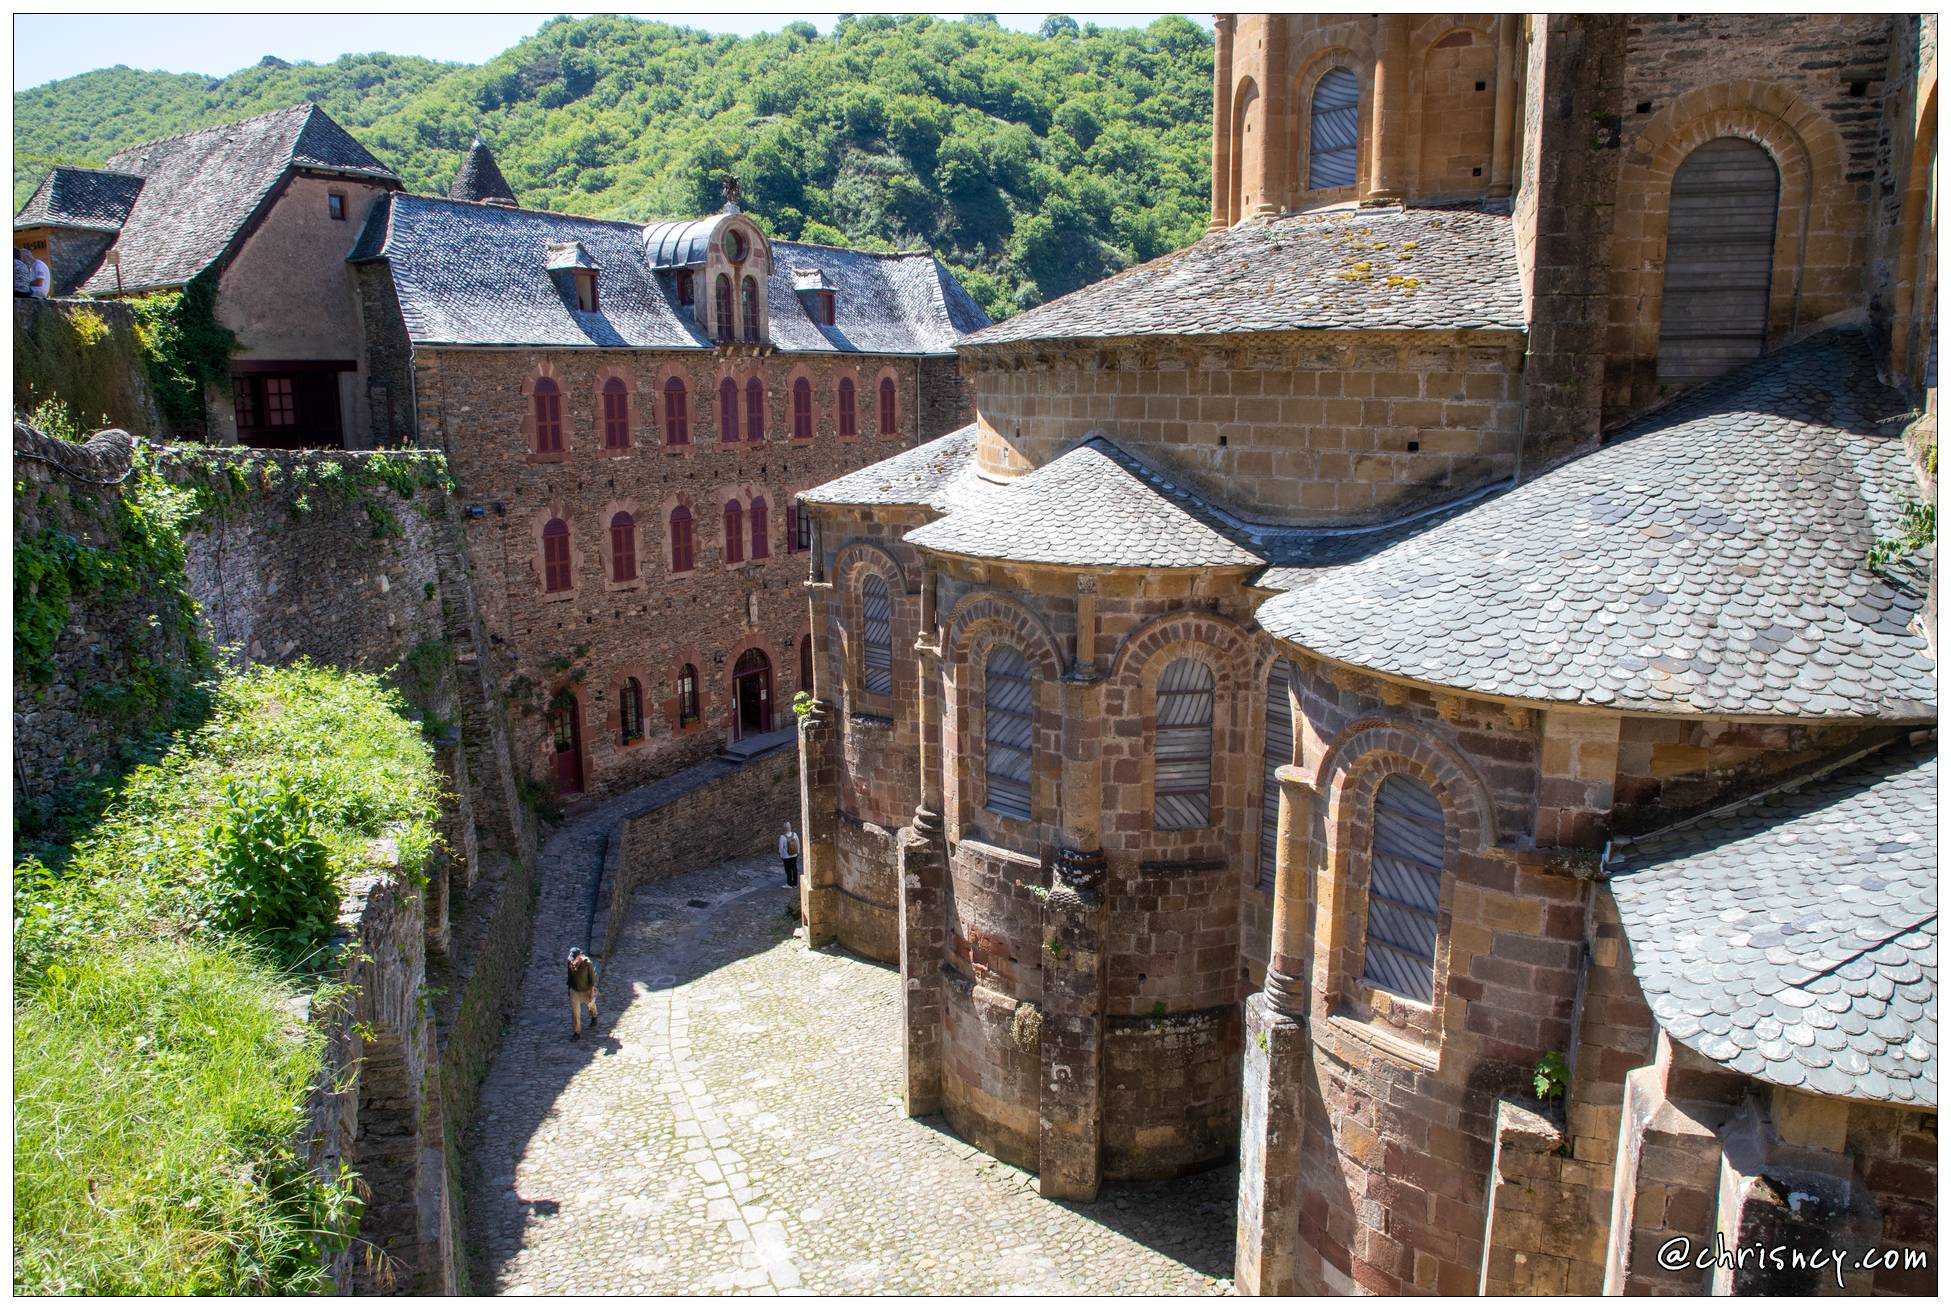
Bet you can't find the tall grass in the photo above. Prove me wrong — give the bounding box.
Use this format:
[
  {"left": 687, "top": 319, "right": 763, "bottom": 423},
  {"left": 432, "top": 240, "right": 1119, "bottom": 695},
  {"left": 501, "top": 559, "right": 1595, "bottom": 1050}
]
[{"left": 12, "top": 661, "right": 442, "bottom": 1294}]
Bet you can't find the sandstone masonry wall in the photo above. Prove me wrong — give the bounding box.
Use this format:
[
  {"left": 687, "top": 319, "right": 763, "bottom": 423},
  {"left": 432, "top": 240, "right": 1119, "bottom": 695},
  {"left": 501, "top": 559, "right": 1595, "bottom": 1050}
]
[{"left": 13, "top": 299, "right": 164, "bottom": 436}]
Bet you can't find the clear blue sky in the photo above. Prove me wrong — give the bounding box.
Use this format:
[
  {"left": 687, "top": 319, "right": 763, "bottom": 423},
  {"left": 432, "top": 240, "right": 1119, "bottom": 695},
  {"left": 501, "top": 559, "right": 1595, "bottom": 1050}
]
[{"left": 13, "top": 12, "right": 1204, "bottom": 90}]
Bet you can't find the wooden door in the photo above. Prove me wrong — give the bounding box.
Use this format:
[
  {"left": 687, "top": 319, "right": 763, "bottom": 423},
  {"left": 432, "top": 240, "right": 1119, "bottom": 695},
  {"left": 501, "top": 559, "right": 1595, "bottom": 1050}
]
[
  {"left": 734, "top": 649, "right": 771, "bottom": 739},
  {"left": 1656, "top": 137, "right": 1780, "bottom": 386},
  {"left": 551, "top": 696, "right": 583, "bottom": 794}
]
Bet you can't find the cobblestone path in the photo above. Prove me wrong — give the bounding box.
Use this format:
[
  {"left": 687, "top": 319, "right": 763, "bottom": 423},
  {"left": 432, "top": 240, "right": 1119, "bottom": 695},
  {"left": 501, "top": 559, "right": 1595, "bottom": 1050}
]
[{"left": 464, "top": 802, "right": 1236, "bottom": 1295}]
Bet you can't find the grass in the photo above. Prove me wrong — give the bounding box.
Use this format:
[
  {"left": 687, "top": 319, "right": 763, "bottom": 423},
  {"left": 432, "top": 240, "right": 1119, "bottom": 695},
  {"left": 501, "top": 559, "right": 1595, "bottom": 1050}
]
[{"left": 12, "top": 660, "right": 442, "bottom": 1294}]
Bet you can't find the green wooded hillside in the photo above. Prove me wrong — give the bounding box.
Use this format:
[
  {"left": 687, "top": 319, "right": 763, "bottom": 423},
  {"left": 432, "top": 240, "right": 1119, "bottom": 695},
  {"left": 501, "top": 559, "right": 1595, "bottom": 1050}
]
[{"left": 14, "top": 14, "right": 1214, "bottom": 318}]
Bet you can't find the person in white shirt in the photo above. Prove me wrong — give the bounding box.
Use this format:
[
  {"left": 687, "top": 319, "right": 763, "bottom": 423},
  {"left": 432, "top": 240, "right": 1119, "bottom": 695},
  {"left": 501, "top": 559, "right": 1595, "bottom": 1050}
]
[
  {"left": 778, "top": 821, "right": 801, "bottom": 887},
  {"left": 28, "top": 254, "right": 51, "bottom": 299}
]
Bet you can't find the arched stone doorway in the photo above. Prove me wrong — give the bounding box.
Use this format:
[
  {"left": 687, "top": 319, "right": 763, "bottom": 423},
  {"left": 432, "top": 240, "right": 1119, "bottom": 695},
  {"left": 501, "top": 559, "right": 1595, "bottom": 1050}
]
[
  {"left": 733, "top": 648, "right": 773, "bottom": 740},
  {"left": 1656, "top": 137, "right": 1781, "bottom": 386}
]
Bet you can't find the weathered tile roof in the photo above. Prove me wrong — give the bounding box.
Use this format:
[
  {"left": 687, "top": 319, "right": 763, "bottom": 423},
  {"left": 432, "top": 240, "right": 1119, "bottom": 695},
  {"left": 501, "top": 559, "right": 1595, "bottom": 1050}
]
[
  {"left": 449, "top": 138, "right": 517, "bottom": 206},
  {"left": 1257, "top": 331, "right": 1936, "bottom": 719},
  {"left": 904, "top": 438, "right": 1279, "bottom": 570},
  {"left": 799, "top": 423, "right": 989, "bottom": 515},
  {"left": 73, "top": 103, "right": 397, "bottom": 294},
  {"left": 1609, "top": 739, "right": 1936, "bottom": 1106},
  {"left": 13, "top": 166, "right": 145, "bottom": 233},
  {"left": 352, "top": 192, "right": 988, "bottom": 353},
  {"left": 964, "top": 205, "right": 1523, "bottom": 348}
]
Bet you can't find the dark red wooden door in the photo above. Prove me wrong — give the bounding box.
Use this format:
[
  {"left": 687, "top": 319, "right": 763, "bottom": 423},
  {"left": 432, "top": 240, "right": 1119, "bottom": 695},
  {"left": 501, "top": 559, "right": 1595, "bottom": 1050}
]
[
  {"left": 734, "top": 649, "right": 772, "bottom": 740},
  {"left": 551, "top": 697, "right": 583, "bottom": 794}
]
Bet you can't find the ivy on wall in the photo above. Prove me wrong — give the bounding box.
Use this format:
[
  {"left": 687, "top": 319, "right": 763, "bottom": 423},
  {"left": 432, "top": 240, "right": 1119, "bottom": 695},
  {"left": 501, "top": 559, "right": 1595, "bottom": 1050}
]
[{"left": 126, "top": 273, "right": 237, "bottom": 435}]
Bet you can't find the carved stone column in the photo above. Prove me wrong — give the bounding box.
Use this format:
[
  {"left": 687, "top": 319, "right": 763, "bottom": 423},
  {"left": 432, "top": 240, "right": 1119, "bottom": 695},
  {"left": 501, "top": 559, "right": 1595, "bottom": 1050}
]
[
  {"left": 1488, "top": 14, "right": 1520, "bottom": 199},
  {"left": 798, "top": 579, "right": 840, "bottom": 947},
  {"left": 896, "top": 623, "right": 948, "bottom": 1117},
  {"left": 1236, "top": 763, "right": 1318, "bottom": 1294},
  {"left": 1365, "top": 13, "right": 1411, "bottom": 204},
  {"left": 1210, "top": 15, "right": 1237, "bottom": 230}
]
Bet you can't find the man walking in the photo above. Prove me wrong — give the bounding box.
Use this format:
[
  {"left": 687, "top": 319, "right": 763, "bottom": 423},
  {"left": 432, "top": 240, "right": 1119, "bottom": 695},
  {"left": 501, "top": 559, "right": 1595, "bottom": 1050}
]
[
  {"left": 779, "top": 821, "right": 801, "bottom": 887},
  {"left": 567, "top": 947, "right": 598, "bottom": 1039}
]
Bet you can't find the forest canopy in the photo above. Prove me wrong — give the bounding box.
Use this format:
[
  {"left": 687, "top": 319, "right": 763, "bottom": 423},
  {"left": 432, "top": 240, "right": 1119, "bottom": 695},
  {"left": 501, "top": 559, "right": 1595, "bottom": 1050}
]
[{"left": 14, "top": 14, "right": 1215, "bottom": 318}]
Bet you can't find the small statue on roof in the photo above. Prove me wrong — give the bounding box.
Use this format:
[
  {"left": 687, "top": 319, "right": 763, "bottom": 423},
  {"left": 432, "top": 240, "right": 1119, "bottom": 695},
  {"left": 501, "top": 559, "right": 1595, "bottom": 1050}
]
[{"left": 720, "top": 173, "right": 742, "bottom": 212}]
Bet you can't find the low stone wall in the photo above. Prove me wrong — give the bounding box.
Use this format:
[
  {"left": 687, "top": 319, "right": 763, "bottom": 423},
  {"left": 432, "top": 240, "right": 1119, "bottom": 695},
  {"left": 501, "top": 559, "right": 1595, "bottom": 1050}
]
[
  {"left": 1478, "top": 1097, "right": 1609, "bottom": 1294},
  {"left": 13, "top": 298, "right": 163, "bottom": 436},
  {"left": 834, "top": 814, "right": 899, "bottom": 963},
  {"left": 594, "top": 741, "right": 801, "bottom": 963},
  {"left": 1101, "top": 1004, "right": 1243, "bottom": 1181},
  {"left": 301, "top": 847, "right": 455, "bottom": 1294}
]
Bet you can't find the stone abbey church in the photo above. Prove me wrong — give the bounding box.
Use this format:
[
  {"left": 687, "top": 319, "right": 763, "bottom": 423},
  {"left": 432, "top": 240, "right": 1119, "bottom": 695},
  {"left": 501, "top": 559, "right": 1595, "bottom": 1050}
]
[
  {"left": 15, "top": 10, "right": 1938, "bottom": 1298},
  {"left": 794, "top": 11, "right": 1939, "bottom": 1298}
]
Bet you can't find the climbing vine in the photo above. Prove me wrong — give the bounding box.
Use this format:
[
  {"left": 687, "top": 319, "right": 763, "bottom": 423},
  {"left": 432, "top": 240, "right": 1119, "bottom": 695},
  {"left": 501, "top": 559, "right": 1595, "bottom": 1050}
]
[{"left": 126, "top": 274, "right": 237, "bottom": 435}]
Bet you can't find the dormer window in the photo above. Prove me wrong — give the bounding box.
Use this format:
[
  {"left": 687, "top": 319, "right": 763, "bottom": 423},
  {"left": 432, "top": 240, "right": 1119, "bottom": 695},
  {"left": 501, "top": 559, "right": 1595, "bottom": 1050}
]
[
  {"left": 574, "top": 270, "right": 599, "bottom": 312},
  {"left": 793, "top": 268, "right": 837, "bottom": 326},
  {"left": 676, "top": 269, "right": 694, "bottom": 305},
  {"left": 545, "top": 240, "right": 602, "bottom": 314},
  {"left": 724, "top": 228, "right": 748, "bottom": 263},
  {"left": 819, "top": 290, "right": 836, "bottom": 325}
]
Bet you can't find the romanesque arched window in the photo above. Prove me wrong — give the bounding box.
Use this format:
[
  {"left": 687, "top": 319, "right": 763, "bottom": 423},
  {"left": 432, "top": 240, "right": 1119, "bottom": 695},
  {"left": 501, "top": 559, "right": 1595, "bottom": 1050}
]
[
  {"left": 542, "top": 518, "right": 572, "bottom": 593},
  {"left": 723, "top": 499, "right": 745, "bottom": 565},
  {"left": 792, "top": 377, "right": 814, "bottom": 439},
  {"left": 610, "top": 511, "right": 637, "bottom": 583},
  {"left": 1259, "top": 662, "right": 1293, "bottom": 887},
  {"left": 1308, "top": 66, "right": 1361, "bottom": 190},
  {"left": 669, "top": 506, "right": 695, "bottom": 573},
  {"left": 532, "top": 377, "right": 563, "bottom": 453},
  {"left": 749, "top": 497, "right": 770, "bottom": 560},
  {"left": 741, "top": 275, "right": 761, "bottom": 342},
  {"left": 861, "top": 574, "right": 893, "bottom": 695},
  {"left": 983, "top": 646, "right": 1034, "bottom": 821},
  {"left": 600, "top": 377, "right": 629, "bottom": 450},
  {"left": 1361, "top": 773, "right": 1446, "bottom": 1004},
  {"left": 746, "top": 377, "right": 765, "bottom": 443},
  {"left": 663, "top": 377, "right": 689, "bottom": 446},
  {"left": 838, "top": 378, "right": 858, "bottom": 437},
  {"left": 719, "top": 377, "right": 740, "bottom": 443},
  {"left": 1656, "top": 137, "right": 1781, "bottom": 385},
  {"left": 878, "top": 375, "right": 898, "bottom": 435},
  {"left": 1154, "top": 657, "right": 1215, "bottom": 829},
  {"left": 677, "top": 663, "right": 700, "bottom": 725},
  {"left": 619, "top": 677, "right": 644, "bottom": 744},
  {"left": 714, "top": 273, "right": 734, "bottom": 342}
]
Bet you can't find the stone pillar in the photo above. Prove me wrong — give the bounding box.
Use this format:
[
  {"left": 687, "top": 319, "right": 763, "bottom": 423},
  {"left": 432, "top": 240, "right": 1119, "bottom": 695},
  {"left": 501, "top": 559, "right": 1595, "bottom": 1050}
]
[
  {"left": 1235, "top": 763, "right": 1316, "bottom": 1294},
  {"left": 896, "top": 622, "right": 948, "bottom": 1117},
  {"left": 1366, "top": 13, "right": 1411, "bottom": 204},
  {"left": 1252, "top": 24, "right": 1287, "bottom": 217},
  {"left": 1488, "top": 14, "right": 1520, "bottom": 199},
  {"left": 799, "top": 579, "right": 840, "bottom": 947},
  {"left": 1210, "top": 15, "right": 1236, "bottom": 230},
  {"left": 1601, "top": 1042, "right": 1725, "bottom": 1295},
  {"left": 1039, "top": 636, "right": 1107, "bottom": 1201}
]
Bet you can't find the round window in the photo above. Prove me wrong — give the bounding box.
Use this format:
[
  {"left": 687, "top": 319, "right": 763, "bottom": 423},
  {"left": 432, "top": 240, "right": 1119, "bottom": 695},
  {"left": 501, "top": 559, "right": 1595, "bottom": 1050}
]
[{"left": 724, "top": 228, "right": 747, "bottom": 263}]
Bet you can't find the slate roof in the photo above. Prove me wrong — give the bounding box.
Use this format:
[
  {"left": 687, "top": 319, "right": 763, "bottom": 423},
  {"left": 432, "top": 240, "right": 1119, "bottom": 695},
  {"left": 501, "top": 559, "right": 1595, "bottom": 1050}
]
[
  {"left": 450, "top": 138, "right": 517, "bottom": 206},
  {"left": 1609, "top": 739, "right": 1937, "bottom": 1106},
  {"left": 642, "top": 212, "right": 735, "bottom": 269},
  {"left": 799, "top": 423, "right": 990, "bottom": 515},
  {"left": 1257, "top": 331, "right": 1936, "bottom": 719},
  {"left": 13, "top": 166, "right": 145, "bottom": 233},
  {"left": 964, "top": 205, "right": 1523, "bottom": 348},
  {"left": 72, "top": 103, "right": 398, "bottom": 295},
  {"left": 352, "top": 192, "right": 989, "bottom": 352}
]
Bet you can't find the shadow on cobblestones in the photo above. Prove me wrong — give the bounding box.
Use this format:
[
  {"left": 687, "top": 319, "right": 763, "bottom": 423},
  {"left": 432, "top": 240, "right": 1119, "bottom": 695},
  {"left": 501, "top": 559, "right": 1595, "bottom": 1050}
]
[{"left": 467, "top": 802, "right": 1235, "bottom": 1294}]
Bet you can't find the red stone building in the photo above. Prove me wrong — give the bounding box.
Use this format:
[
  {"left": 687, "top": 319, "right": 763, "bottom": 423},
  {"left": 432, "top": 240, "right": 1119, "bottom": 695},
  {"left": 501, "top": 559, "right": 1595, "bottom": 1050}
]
[
  {"left": 349, "top": 156, "right": 985, "bottom": 799},
  {"left": 799, "top": 11, "right": 1937, "bottom": 1296}
]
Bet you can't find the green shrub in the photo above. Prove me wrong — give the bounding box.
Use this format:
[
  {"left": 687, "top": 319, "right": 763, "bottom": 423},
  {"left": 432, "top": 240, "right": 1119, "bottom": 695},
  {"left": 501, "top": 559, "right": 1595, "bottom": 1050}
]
[
  {"left": 200, "top": 773, "right": 340, "bottom": 968},
  {"left": 68, "top": 305, "right": 110, "bottom": 347}
]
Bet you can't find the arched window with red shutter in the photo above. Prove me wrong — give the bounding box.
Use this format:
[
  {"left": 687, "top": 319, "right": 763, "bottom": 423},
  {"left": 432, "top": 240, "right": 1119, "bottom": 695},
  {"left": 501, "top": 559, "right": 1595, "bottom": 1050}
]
[
  {"left": 792, "top": 377, "right": 813, "bottom": 439},
  {"left": 533, "top": 377, "right": 563, "bottom": 454},
  {"left": 741, "top": 276, "right": 761, "bottom": 342},
  {"left": 838, "top": 378, "right": 857, "bottom": 437},
  {"left": 746, "top": 377, "right": 765, "bottom": 443},
  {"left": 879, "top": 375, "right": 898, "bottom": 435},
  {"left": 619, "top": 678, "right": 645, "bottom": 744},
  {"left": 601, "top": 377, "right": 630, "bottom": 450},
  {"left": 719, "top": 377, "right": 740, "bottom": 443},
  {"left": 670, "top": 506, "right": 695, "bottom": 573},
  {"left": 749, "top": 496, "right": 769, "bottom": 559},
  {"left": 542, "top": 518, "right": 572, "bottom": 592},
  {"left": 663, "top": 377, "right": 689, "bottom": 446},
  {"left": 610, "top": 511, "right": 637, "bottom": 582},
  {"left": 724, "top": 499, "right": 745, "bottom": 565},
  {"left": 714, "top": 274, "right": 734, "bottom": 341}
]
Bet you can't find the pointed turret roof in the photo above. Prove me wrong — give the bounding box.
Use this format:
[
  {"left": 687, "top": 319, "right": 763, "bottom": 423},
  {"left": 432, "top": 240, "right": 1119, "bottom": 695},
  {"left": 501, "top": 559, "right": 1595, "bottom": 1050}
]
[{"left": 450, "top": 137, "right": 518, "bottom": 207}]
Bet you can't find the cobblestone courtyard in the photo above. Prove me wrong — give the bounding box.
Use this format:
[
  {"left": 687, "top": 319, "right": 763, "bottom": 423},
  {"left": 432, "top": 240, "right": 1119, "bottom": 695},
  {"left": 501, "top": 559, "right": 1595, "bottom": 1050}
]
[{"left": 463, "top": 798, "right": 1236, "bottom": 1295}]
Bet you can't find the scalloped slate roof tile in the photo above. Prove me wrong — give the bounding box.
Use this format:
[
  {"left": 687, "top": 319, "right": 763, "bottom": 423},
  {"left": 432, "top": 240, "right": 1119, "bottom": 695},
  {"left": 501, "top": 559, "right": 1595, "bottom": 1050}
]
[
  {"left": 13, "top": 166, "right": 145, "bottom": 233},
  {"left": 71, "top": 103, "right": 397, "bottom": 295},
  {"left": 799, "top": 423, "right": 988, "bottom": 515},
  {"left": 351, "top": 193, "right": 988, "bottom": 353},
  {"left": 1609, "top": 740, "right": 1936, "bottom": 1107},
  {"left": 965, "top": 205, "right": 1522, "bottom": 348},
  {"left": 1257, "top": 330, "right": 1936, "bottom": 719}
]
